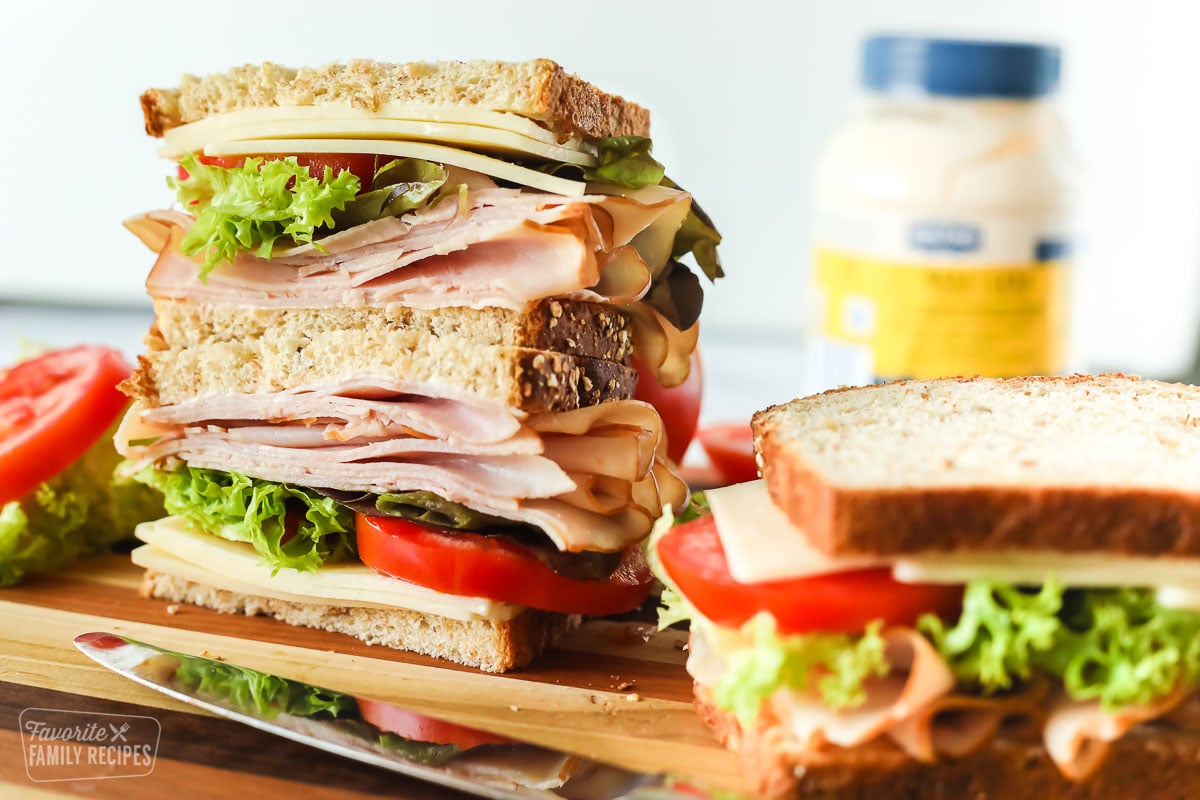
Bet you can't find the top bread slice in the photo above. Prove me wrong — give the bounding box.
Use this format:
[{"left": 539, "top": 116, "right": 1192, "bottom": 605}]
[
  {"left": 752, "top": 374, "right": 1200, "bottom": 557},
  {"left": 141, "top": 58, "right": 650, "bottom": 142}
]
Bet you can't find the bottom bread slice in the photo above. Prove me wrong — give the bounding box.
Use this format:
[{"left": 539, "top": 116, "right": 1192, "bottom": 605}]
[
  {"left": 694, "top": 683, "right": 1200, "bottom": 800},
  {"left": 141, "top": 569, "right": 581, "bottom": 673}
]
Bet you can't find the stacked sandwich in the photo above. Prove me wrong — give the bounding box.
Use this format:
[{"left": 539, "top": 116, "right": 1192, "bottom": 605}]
[
  {"left": 653, "top": 375, "right": 1200, "bottom": 798},
  {"left": 117, "top": 59, "right": 719, "bottom": 672}
]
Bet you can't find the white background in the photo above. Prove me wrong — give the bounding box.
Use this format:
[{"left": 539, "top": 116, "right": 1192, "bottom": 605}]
[{"left": 2, "top": 0, "right": 1199, "bottom": 380}]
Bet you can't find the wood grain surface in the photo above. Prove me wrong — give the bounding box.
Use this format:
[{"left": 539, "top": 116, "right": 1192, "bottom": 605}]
[{"left": 0, "top": 556, "right": 750, "bottom": 799}]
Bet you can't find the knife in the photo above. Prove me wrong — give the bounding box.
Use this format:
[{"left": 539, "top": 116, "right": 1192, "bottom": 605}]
[{"left": 73, "top": 632, "right": 711, "bottom": 800}]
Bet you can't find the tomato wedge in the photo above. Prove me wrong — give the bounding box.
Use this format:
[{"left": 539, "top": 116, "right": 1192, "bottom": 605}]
[
  {"left": 356, "top": 514, "right": 654, "bottom": 616},
  {"left": 656, "top": 514, "right": 962, "bottom": 634},
  {"left": 0, "top": 346, "right": 131, "bottom": 504},
  {"left": 357, "top": 698, "right": 513, "bottom": 750},
  {"left": 696, "top": 422, "right": 758, "bottom": 485}
]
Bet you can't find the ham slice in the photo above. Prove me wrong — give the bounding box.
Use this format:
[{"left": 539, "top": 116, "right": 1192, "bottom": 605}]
[
  {"left": 125, "top": 186, "right": 692, "bottom": 311},
  {"left": 685, "top": 614, "right": 1194, "bottom": 781},
  {"left": 1042, "top": 688, "right": 1189, "bottom": 781},
  {"left": 137, "top": 379, "right": 527, "bottom": 444},
  {"left": 771, "top": 628, "right": 957, "bottom": 750},
  {"left": 886, "top": 678, "right": 1048, "bottom": 761},
  {"left": 118, "top": 387, "right": 685, "bottom": 553}
]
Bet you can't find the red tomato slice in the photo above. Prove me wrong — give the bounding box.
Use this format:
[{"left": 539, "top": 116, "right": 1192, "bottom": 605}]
[
  {"left": 0, "top": 346, "right": 131, "bottom": 504},
  {"left": 697, "top": 422, "right": 758, "bottom": 485},
  {"left": 177, "top": 152, "right": 380, "bottom": 189},
  {"left": 656, "top": 515, "right": 962, "bottom": 634},
  {"left": 357, "top": 698, "right": 512, "bottom": 750},
  {"left": 633, "top": 348, "right": 703, "bottom": 464},
  {"left": 356, "top": 514, "right": 654, "bottom": 616}
]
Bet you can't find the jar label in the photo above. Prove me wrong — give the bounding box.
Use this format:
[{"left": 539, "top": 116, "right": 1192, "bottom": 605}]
[{"left": 808, "top": 248, "right": 1069, "bottom": 385}]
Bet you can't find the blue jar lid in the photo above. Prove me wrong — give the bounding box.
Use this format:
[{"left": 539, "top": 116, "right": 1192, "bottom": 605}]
[{"left": 862, "top": 35, "right": 1061, "bottom": 98}]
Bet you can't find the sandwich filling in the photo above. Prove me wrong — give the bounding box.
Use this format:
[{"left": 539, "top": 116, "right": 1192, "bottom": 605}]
[
  {"left": 653, "top": 483, "right": 1200, "bottom": 782},
  {"left": 120, "top": 72, "right": 713, "bottom": 628}
]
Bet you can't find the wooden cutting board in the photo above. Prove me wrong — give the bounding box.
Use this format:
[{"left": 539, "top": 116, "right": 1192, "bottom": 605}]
[{"left": 0, "top": 555, "right": 750, "bottom": 799}]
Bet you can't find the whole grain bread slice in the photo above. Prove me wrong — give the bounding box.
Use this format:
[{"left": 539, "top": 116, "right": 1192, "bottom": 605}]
[
  {"left": 141, "top": 569, "right": 579, "bottom": 673},
  {"left": 124, "top": 298, "right": 635, "bottom": 412},
  {"left": 695, "top": 682, "right": 1200, "bottom": 800},
  {"left": 141, "top": 58, "right": 649, "bottom": 141},
  {"left": 751, "top": 374, "right": 1200, "bottom": 557}
]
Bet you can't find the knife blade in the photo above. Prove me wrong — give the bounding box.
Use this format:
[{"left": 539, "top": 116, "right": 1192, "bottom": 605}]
[{"left": 73, "top": 632, "right": 709, "bottom": 800}]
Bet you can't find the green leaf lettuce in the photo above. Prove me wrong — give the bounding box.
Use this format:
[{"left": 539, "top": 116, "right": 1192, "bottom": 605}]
[
  {"left": 0, "top": 421, "right": 164, "bottom": 586},
  {"left": 583, "top": 136, "right": 665, "bottom": 189},
  {"left": 332, "top": 158, "right": 452, "bottom": 229},
  {"left": 174, "top": 654, "right": 353, "bottom": 719}
]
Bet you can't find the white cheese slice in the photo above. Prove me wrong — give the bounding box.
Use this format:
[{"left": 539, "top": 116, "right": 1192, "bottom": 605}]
[
  {"left": 163, "top": 116, "right": 597, "bottom": 167},
  {"left": 164, "top": 102, "right": 584, "bottom": 149},
  {"left": 892, "top": 551, "right": 1200, "bottom": 590},
  {"left": 133, "top": 516, "right": 521, "bottom": 622},
  {"left": 707, "top": 480, "right": 886, "bottom": 583},
  {"left": 1156, "top": 584, "right": 1200, "bottom": 610},
  {"left": 203, "top": 137, "right": 586, "bottom": 197}
]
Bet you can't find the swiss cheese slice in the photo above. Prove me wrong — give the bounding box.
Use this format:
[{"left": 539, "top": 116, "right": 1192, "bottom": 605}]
[
  {"left": 707, "top": 480, "right": 885, "bottom": 584},
  {"left": 203, "top": 137, "right": 586, "bottom": 197},
  {"left": 133, "top": 516, "right": 521, "bottom": 622}
]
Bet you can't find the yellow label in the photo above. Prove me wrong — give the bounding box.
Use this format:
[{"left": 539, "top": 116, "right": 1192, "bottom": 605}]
[{"left": 813, "top": 249, "right": 1068, "bottom": 379}]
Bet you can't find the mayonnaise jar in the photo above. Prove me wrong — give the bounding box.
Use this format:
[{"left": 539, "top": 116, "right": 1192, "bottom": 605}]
[{"left": 805, "top": 36, "right": 1075, "bottom": 391}]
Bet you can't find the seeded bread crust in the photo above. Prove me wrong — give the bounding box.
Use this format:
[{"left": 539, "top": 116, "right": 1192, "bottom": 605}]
[
  {"left": 694, "top": 682, "right": 1200, "bottom": 800},
  {"left": 141, "top": 58, "right": 650, "bottom": 141},
  {"left": 140, "top": 569, "right": 580, "bottom": 673},
  {"left": 149, "top": 298, "right": 631, "bottom": 360},
  {"left": 123, "top": 299, "right": 636, "bottom": 412},
  {"left": 751, "top": 374, "right": 1200, "bottom": 557}
]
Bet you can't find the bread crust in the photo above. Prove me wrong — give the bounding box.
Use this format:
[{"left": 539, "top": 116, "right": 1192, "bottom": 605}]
[
  {"left": 694, "top": 682, "right": 1200, "bottom": 800},
  {"left": 758, "top": 441, "right": 1200, "bottom": 557},
  {"left": 752, "top": 374, "right": 1200, "bottom": 557},
  {"left": 141, "top": 59, "right": 650, "bottom": 141},
  {"left": 141, "top": 569, "right": 580, "bottom": 673}
]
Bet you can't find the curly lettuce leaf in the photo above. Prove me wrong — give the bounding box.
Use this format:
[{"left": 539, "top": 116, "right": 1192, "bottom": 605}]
[
  {"left": 919, "top": 579, "right": 1063, "bottom": 693},
  {"left": 920, "top": 580, "right": 1200, "bottom": 711},
  {"left": 0, "top": 422, "right": 164, "bottom": 586},
  {"left": 135, "top": 466, "right": 354, "bottom": 573},
  {"left": 715, "top": 616, "right": 890, "bottom": 725},
  {"left": 170, "top": 153, "right": 360, "bottom": 280}
]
